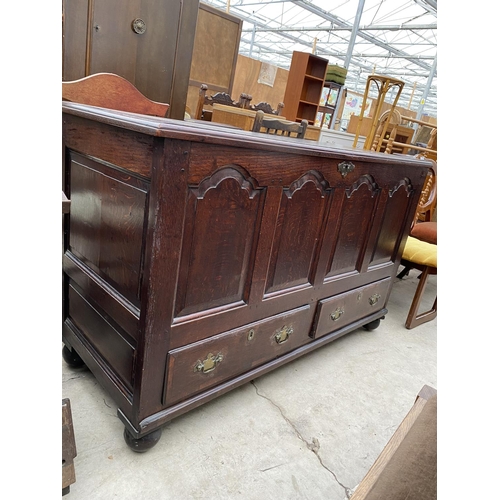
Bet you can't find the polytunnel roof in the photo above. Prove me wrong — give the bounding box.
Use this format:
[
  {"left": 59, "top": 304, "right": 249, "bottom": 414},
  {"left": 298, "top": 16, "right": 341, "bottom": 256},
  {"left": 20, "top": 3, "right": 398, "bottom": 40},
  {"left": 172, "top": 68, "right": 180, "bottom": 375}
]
[{"left": 201, "top": 0, "right": 437, "bottom": 117}]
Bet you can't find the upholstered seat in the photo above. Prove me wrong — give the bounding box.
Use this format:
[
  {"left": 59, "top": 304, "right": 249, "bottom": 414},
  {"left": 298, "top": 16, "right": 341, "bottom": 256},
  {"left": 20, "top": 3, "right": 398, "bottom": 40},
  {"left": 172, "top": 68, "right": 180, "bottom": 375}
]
[
  {"left": 397, "top": 157, "right": 437, "bottom": 329},
  {"left": 402, "top": 237, "right": 437, "bottom": 268},
  {"left": 410, "top": 221, "right": 437, "bottom": 245},
  {"left": 398, "top": 236, "right": 437, "bottom": 329}
]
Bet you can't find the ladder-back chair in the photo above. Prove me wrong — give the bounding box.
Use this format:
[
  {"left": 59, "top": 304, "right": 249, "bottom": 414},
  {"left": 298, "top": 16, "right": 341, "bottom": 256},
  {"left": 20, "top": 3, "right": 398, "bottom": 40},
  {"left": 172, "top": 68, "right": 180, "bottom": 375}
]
[
  {"left": 195, "top": 84, "right": 252, "bottom": 121},
  {"left": 249, "top": 101, "right": 284, "bottom": 116},
  {"left": 252, "top": 110, "right": 308, "bottom": 139}
]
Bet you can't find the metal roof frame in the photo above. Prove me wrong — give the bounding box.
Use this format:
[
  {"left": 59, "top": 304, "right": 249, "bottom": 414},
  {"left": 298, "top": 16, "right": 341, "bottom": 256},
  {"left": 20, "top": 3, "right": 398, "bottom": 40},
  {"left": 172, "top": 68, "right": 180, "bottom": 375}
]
[{"left": 201, "top": 0, "right": 437, "bottom": 117}]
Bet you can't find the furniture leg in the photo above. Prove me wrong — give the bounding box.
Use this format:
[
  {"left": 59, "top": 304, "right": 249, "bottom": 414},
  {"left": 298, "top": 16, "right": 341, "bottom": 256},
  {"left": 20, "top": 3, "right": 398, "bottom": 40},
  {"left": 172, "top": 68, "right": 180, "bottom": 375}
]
[
  {"left": 405, "top": 266, "right": 437, "bottom": 329},
  {"left": 62, "top": 398, "right": 77, "bottom": 495},
  {"left": 123, "top": 427, "right": 163, "bottom": 453}
]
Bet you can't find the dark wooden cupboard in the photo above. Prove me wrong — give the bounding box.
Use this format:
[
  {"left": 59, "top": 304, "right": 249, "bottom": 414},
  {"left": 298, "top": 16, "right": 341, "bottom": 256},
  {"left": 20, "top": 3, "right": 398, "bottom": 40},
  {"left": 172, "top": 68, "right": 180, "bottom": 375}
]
[
  {"left": 62, "top": 0, "right": 200, "bottom": 119},
  {"left": 62, "top": 101, "right": 431, "bottom": 451}
]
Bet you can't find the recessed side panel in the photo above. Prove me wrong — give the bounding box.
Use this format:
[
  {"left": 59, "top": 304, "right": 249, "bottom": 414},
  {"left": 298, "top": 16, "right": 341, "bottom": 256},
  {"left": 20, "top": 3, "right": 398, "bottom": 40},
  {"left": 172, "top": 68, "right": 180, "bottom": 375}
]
[
  {"left": 68, "top": 152, "right": 148, "bottom": 307},
  {"left": 66, "top": 281, "right": 135, "bottom": 392}
]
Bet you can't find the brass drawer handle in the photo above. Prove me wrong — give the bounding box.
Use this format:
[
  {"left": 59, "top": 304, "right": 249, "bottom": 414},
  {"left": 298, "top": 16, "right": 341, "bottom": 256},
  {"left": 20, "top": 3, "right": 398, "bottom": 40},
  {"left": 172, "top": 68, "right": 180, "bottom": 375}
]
[
  {"left": 369, "top": 293, "right": 381, "bottom": 306},
  {"left": 330, "top": 307, "right": 344, "bottom": 321},
  {"left": 194, "top": 352, "right": 223, "bottom": 374},
  {"left": 275, "top": 325, "right": 293, "bottom": 344},
  {"left": 247, "top": 329, "right": 255, "bottom": 341}
]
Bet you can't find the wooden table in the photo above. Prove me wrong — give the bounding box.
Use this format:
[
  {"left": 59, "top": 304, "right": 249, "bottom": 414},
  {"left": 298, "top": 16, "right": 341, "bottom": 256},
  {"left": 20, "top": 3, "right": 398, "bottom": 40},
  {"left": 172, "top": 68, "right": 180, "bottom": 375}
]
[
  {"left": 211, "top": 103, "right": 263, "bottom": 131},
  {"left": 62, "top": 102, "right": 431, "bottom": 452},
  {"left": 211, "top": 103, "right": 321, "bottom": 141}
]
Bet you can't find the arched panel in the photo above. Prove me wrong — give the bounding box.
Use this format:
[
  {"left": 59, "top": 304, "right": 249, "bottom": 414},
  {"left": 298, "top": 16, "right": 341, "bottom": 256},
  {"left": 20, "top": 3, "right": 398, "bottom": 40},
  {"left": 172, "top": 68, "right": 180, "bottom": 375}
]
[
  {"left": 175, "top": 166, "right": 263, "bottom": 317},
  {"left": 265, "top": 171, "right": 332, "bottom": 294},
  {"left": 326, "top": 175, "right": 380, "bottom": 278},
  {"left": 369, "top": 178, "right": 415, "bottom": 267}
]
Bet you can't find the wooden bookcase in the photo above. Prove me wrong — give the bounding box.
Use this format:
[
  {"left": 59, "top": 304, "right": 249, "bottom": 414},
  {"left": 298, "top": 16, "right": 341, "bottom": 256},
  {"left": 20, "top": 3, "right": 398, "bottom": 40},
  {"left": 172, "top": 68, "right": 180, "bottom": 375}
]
[{"left": 283, "top": 51, "right": 328, "bottom": 124}]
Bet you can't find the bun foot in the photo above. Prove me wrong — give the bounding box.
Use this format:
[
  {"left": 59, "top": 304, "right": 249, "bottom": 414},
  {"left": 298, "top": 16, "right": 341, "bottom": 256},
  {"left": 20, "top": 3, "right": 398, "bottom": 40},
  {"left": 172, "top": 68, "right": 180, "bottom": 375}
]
[
  {"left": 124, "top": 427, "right": 162, "bottom": 453},
  {"left": 62, "top": 345, "right": 85, "bottom": 368},
  {"left": 363, "top": 318, "right": 381, "bottom": 331}
]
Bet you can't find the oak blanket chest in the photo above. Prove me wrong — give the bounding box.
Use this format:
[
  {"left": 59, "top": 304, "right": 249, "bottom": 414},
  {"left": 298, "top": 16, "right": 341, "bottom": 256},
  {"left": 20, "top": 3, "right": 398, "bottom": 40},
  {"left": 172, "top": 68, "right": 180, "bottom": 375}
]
[{"left": 62, "top": 102, "right": 431, "bottom": 451}]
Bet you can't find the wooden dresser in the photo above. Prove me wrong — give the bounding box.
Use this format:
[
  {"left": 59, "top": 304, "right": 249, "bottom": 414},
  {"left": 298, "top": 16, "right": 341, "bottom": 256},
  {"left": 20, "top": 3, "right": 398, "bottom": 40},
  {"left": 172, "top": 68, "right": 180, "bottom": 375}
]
[{"left": 62, "top": 102, "right": 431, "bottom": 451}]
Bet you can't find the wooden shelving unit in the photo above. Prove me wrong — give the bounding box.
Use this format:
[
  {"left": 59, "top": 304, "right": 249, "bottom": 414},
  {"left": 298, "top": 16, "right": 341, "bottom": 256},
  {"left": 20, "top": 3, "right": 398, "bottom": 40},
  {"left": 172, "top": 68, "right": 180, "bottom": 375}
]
[{"left": 283, "top": 51, "right": 328, "bottom": 125}]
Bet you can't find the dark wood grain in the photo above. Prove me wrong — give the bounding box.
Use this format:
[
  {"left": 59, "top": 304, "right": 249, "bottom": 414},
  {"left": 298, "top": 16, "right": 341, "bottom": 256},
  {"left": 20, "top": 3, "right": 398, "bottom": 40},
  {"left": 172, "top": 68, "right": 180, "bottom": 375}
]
[
  {"left": 62, "top": 102, "right": 431, "bottom": 444},
  {"left": 164, "top": 305, "right": 313, "bottom": 405},
  {"left": 62, "top": 0, "right": 200, "bottom": 119}
]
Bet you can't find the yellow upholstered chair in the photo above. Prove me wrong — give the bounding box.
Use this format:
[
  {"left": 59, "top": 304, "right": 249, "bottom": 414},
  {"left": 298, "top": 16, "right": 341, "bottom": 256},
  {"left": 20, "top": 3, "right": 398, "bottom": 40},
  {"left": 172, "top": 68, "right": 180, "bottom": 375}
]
[
  {"left": 399, "top": 237, "right": 437, "bottom": 329},
  {"left": 397, "top": 157, "right": 437, "bottom": 329}
]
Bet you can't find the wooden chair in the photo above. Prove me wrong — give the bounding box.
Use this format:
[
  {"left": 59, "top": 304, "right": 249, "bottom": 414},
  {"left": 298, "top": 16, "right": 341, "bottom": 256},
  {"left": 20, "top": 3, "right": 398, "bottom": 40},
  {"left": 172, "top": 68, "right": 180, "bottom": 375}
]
[
  {"left": 252, "top": 110, "right": 308, "bottom": 139},
  {"left": 353, "top": 74, "right": 405, "bottom": 150},
  {"left": 382, "top": 115, "right": 437, "bottom": 160},
  {"left": 249, "top": 101, "right": 284, "bottom": 116},
  {"left": 397, "top": 158, "right": 437, "bottom": 329},
  {"left": 62, "top": 73, "right": 170, "bottom": 117},
  {"left": 195, "top": 84, "right": 252, "bottom": 121},
  {"left": 370, "top": 109, "right": 402, "bottom": 152}
]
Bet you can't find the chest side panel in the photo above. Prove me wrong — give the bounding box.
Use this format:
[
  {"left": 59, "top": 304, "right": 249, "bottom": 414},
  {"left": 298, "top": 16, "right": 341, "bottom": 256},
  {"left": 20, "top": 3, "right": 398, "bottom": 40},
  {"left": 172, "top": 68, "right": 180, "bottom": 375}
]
[{"left": 67, "top": 152, "right": 148, "bottom": 306}]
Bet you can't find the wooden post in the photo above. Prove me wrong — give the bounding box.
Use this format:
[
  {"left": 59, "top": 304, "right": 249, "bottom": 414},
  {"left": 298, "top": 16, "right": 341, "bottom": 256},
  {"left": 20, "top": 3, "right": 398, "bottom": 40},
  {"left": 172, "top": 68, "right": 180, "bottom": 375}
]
[{"left": 408, "top": 82, "right": 416, "bottom": 109}]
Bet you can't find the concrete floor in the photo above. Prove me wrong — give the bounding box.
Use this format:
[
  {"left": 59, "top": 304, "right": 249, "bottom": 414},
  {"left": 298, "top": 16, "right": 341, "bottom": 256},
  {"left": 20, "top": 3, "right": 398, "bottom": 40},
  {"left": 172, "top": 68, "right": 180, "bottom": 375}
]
[{"left": 62, "top": 268, "right": 436, "bottom": 499}]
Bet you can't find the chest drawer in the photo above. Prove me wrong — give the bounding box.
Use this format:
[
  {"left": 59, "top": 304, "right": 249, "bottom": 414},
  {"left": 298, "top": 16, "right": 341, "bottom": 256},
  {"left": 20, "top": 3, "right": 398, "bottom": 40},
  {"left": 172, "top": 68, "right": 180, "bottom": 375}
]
[
  {"left": 312, "top": 278, "right": 392, "bottom": 339},
  {"left": 163, "top": 305, "right": 314, "bottom": 406}
]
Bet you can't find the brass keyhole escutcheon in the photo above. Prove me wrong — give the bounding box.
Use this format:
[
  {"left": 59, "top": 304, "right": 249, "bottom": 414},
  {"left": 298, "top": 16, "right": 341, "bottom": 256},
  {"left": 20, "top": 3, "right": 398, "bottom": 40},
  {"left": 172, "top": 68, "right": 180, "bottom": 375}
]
[
  {"left": 247, "top": 329, "right": 255, "bottom": 341},
  {"left": 275, "top": 325, "right": 293, "bottom": 344},
  {"left": 330, "top": 307, "right": 344, "bottom": 321},
  {"left": 194, "top": 352, "right": 223, "bottom": 374},
  {"left": 338, "top": 161, "right": 355, "bottom": 178},
  {"left": 369, "top": 293, "right": 381, "bottom": 306}
]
